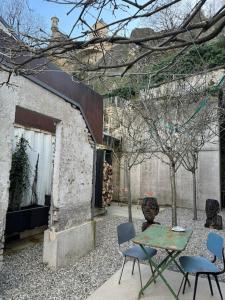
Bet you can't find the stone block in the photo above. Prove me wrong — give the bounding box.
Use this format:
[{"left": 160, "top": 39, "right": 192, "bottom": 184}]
[{"left": 43, "top": 220, "right": 96, "bottom": 268}]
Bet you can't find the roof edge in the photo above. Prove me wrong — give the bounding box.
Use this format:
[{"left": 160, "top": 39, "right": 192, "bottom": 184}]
[{"left": 23, "top": 73, "right": 96, "bottom": 144}]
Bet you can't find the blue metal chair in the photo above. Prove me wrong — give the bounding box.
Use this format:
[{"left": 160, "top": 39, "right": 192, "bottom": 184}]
[
  {"left": 117, "top": 222, "right": 157, "bottom": 289},
  {"left": 179, "top": 232, "right": 225, "bottom": 300}
]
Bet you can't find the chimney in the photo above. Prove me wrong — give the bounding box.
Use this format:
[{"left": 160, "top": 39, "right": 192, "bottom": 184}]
[
  {"left": 93, "top": 19, "right": 108, "bottom": 37},
  {"left": 51, "top": 16, "right": 59, "bottom": 32}
]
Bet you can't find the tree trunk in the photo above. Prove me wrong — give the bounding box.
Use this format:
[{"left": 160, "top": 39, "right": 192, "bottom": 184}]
[
  {"left": 170, "top": 162, "right": 177, "bottom": 226},
  {"left": 125, "top": 161, "right": 133, "bottom": 223},
  {"left": 192, "top": 170, "right": 197, "bottom": 220}
]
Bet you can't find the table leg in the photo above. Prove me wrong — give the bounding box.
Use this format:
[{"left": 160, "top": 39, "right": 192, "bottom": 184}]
[
  {"left": 138, "top": 246, "right": 181, "bottom": 300},
  {"left": 166, "top": 250, "right": 191, "bottom": 287}
]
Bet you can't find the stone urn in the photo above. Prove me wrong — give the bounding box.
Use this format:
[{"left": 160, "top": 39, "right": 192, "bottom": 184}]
[
  {"left": 141, "top": 197, "right": 160, "bottom": 231},
  {"left": 205, "top": 199, "right": 223, "bottom": 230}
]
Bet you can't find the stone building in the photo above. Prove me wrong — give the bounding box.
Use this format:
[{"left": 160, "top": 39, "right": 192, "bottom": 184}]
[
  {"left": 50, "top": 17, "right": 113, "bottom": 74},
  {"left": 0, "top": 17, "right": 103, "bottom": 268}
]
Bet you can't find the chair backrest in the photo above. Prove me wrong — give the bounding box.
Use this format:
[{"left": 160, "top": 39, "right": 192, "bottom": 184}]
[
  {"left": 117, "top": 222, "right": 135, "bottom": 245},
  {"left": 207, "top": 232, "right": 224, "bottom": 260}
]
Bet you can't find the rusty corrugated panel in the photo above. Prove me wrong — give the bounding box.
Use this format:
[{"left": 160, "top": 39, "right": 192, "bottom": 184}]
[
  {"left": 15, "top": 106, "right": 58, "bottom": 134},
  {"left": 25, "top": 60, "right": 103, "bottom": 144}
]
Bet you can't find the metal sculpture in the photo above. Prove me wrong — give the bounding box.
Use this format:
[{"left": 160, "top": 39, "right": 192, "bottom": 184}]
[
  {"left": 205, "top": 199, "right": 223, "bottom": 230},
  {"left": 141, "top": 197, "right": 160, "bottom": 231}
]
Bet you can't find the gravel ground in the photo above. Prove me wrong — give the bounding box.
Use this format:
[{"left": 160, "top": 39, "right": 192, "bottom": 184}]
[{"left": 0, "top": 207, "right": 225, "bottom": 300}]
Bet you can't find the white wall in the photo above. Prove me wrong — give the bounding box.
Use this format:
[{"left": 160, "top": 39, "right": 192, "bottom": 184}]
[
  {"left": 119, "top": 137, "right": 220, "bottom": 210},
  {"left": 120, "top": 143, "right": 220, "bottom": 211}
]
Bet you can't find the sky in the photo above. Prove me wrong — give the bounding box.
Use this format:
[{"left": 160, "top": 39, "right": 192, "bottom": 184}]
[
  {"left": 28, "top": 0, "right": 220, "bottom": 38},
  {"left": 29, "top": 0, "right": 140, "bottom": 38}
]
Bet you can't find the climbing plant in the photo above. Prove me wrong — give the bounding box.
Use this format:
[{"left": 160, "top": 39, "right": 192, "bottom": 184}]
[
  {"left": 9, "top": 136, "right": 30, "bottom": 211},
  {"left": 101, "top": 39, "right": 225, "bottom": 100},
  {"left": 103, "top": 86, "right": 137, "bottom": 100},
  {"left": 150, "top": 39, "right": 225, "bottom": 84}
]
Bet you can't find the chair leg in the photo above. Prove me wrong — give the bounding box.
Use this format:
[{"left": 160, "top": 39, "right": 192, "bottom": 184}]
[
  {"left": 118, "top": 256, "right": 127, "bottom": 284},
  {"left": 132, "top": 259, "right": 136, "bottom": 275},
  {"left": 137, "top": 259, "right": 143, "bottom": 291},
  {"left": 177, "top": 275, "right": 185, "bottom": 297},
  {"left": 193, "top": 274, "right": 199, "bottom": 300},
  {"left": 187, "top": 276, "right": 191, "bottom": 287},
  {"left": 183, "top": 273, "right": 189, "bottom": 294},
  {"left": 207, "top": 274, "right": 213, "bottom": 296},
  {"left": 214, "top": 275, "right": 223, "bottom": 300}
]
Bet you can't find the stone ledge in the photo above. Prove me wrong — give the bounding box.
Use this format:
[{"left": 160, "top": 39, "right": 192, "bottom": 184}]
[{"left": 43, "top": 220, "right": 95, "bottom": 268}]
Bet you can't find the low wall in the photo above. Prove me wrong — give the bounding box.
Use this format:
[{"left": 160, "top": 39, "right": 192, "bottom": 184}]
[{"left": 43, "top": 221, "right": 96, "bottom": 268}]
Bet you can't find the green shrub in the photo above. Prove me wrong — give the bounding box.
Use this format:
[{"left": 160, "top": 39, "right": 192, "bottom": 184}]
[
  {"left": 9, "top": 136, "right": 30, "bottom": 211},
  {"left": 151, "top": 41, "right": 225, "bottom": 84}
]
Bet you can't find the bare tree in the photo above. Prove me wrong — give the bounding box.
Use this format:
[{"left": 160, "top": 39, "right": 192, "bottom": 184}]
[
  {"left": 0, "top": 0, "right": 45, "bottom": 40},
  {"left": 181, "top": 86, "right": 225, "bottom": 220},
  {"left": 181, "top": 130, "right": 216, "bottom": 220},
  {"left": 109, "top": 97, "right": 152, "bottom": 222},
  {"left": 143, "top": 0, "right": 195, "bottom": 31},
  {"left": 1, "top": 0, "right": 225, "bottom": 79},
  {"left": 182, "top": 146, "right": 199, "bottom": 220},
  {"left": 138, "top": 74, "right": 222, "bottom": 226}
]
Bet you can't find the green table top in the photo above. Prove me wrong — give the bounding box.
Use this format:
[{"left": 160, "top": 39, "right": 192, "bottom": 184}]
[{"left": 133, "top": 224, "right": 193, "bottom": 251}]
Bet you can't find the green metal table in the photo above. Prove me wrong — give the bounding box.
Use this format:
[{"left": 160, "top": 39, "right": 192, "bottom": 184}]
[{"left": 133, "top": 224, "right": 193, "bottom": 299}]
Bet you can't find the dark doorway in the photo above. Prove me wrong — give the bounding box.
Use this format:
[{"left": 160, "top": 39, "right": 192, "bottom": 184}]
[
  {"left": 94, "top": 149, "right": 113, "bottom": 209},
  {"left": 105, "top": 150, "right": 112, "bottom": 165},
  {"left": 95, "top": 149, "right": 104, "bottom": 208},
  {"left": 94, "top": 135, "right": 120, "bottom": 210}
]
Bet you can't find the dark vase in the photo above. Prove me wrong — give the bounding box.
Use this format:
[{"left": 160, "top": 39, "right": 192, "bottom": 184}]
[{"left": 141, "top": 197, "right": 160, "bottom": 231}]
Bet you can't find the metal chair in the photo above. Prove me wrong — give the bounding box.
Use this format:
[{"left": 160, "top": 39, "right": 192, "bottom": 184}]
[
  {"left": 179, "top": 232, "right": 225, "bottom": 300},
  {"left": 117, "top": 222, "right": 157, "bottom": 289}
]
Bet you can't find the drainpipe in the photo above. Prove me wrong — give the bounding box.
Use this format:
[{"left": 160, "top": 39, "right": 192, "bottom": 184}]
[{"left": 91, "top": 142, "right": 97, "bottom": 220}]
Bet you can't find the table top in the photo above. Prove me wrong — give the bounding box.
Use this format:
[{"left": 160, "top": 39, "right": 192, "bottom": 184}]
[{"left": 133, "top": 224, "right": 192, "bottom": 251}]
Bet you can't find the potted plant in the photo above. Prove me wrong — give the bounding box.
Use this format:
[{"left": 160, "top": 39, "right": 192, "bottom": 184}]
[
  {"left": 6, "top": 136, "right": 50, "bottom": 236},
  {"left": 8, "top": 136, "right": 30, "bottom": 211}
]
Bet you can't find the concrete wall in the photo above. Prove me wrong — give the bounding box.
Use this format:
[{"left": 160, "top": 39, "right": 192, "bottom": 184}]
[
  {"left": 43, "top": 221, "right": 95, "bottom": 268},
  {"left": 0, "top": 71, "right": 95, "bottom": 268},
  {"left": 118, "top": 69, "right": 223, "bottom": 211},
  {"left": 112, "top": 154, "right": 120, "bottom": 201},
  {"left": 120, "top": 141, "right": 220, "bottom": 211}
]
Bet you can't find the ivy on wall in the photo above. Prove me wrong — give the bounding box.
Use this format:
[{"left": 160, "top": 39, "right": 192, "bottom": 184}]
[
  {"left": 103, "top": 39, "right": 225, "bottom": 99},
  {"left": 103, "top": 86, "right": 137, "bottom": 100},
  {"left": 9, "top": 136, "right": 30, "bottom": 211},
  {"left": 151, "top": 39, "right": 225, "bottom": 84}
]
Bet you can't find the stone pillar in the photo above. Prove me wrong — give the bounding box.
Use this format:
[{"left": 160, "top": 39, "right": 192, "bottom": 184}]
[
  {"left": 42, "top": 115, "right": 96, "bottom": 268},
  {"left": 51, "top": 16, "right": 59, "bottom": 32}
]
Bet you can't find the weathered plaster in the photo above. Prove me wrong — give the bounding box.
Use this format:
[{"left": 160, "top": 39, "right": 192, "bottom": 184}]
[{"left": 0, "top": 71, "right": 94, "bottom": 268}]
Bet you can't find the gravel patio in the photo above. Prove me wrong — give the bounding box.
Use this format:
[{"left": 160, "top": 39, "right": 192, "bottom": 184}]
[{"left": 0, "top": 207, "right": 225, "bottom": 300}]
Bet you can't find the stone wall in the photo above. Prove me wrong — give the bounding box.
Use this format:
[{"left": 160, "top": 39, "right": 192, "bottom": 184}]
[{"left": 0, "top": 71, "right": 95, "bottom": 268}]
